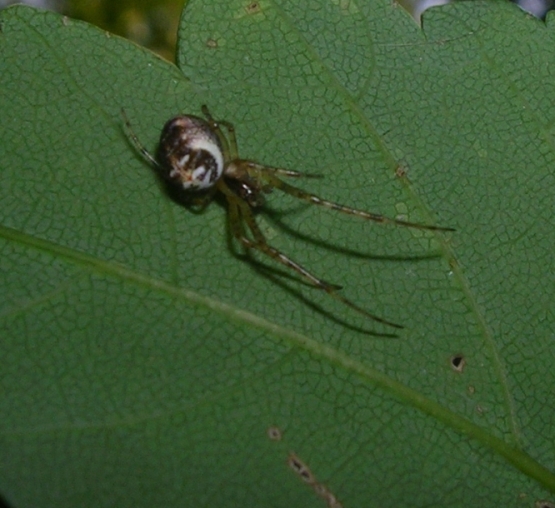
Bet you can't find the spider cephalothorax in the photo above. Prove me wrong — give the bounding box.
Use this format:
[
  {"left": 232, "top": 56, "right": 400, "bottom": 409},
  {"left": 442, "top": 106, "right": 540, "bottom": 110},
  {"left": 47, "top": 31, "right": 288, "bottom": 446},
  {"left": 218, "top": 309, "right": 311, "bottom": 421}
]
[{"left": 122, "top": 106, "right": 453, "bottom": 333}]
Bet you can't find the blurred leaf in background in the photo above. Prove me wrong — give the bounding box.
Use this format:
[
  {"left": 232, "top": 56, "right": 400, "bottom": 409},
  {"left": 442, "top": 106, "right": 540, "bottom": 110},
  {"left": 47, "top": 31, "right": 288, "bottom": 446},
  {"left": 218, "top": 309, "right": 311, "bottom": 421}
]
[
  {"left": 1, "top": 0, "right": 554, "bottom": 40},
  {"left": 0, "top": 0, "right": 184, "bottom": 60},
  {"left": 66, "top": 0, "right": 184, "bottom": 61}
]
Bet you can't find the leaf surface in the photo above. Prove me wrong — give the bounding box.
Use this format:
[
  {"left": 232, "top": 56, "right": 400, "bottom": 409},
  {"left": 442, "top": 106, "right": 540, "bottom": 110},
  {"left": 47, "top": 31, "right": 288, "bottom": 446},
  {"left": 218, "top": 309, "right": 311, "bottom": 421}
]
[{"left": 1, "top": 2, "right": 554, "bottom": 507}]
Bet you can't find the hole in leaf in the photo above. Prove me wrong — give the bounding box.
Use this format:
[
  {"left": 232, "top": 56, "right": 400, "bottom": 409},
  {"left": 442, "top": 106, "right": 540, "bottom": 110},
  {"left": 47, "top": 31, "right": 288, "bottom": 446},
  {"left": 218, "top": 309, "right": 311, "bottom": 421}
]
[
  {"left": 395, "top": 165, "right": 407, "bottom": 178},
  {"left": 286, "top": 452, "right": 344, "bottom": 507},
  {"left": 245, "top": 1, "right": 261, "bottom": 14},
  {"left": 450, "top": 354, "right": 465, "bottom": 372},
  {"left": 267, "top": 426, "right": 282, "bottom": 441},
  {"left": 288, "top": 453, "right": 315, "bottom": 484}
]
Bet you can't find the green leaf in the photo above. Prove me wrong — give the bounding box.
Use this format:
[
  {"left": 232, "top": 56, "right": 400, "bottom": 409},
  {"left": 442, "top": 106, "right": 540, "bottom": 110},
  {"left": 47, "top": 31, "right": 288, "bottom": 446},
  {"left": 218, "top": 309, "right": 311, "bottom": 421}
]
[{"left": 1, "top": 2, "right": 554, "bottom": 507}]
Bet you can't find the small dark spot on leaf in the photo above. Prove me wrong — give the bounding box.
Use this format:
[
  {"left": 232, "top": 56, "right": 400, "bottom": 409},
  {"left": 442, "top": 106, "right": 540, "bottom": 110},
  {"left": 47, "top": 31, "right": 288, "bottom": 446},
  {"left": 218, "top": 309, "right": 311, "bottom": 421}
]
[
  {"left": 246, "top": 1, "right": 261, "bottom": 14},
  {"left": 313, "top": 483, "right": 327, "bottom": 496},
  {"left": 288, "top": 453, "right": 315, "bottom": 484},
  {"left": 286, "top": 451, "right": 343, "bottom": 507},
  {"left": 313, "top": 483, "right": 343, "bottom": 507},
  {"left": 267, "top": 426, "right": 282, "bottom": 441},
  {"left": 395, "top": 165, "right": 407, "bottom": 178},
  {"left": 450, "top": 354, "right": 465, "bottom": 372}
]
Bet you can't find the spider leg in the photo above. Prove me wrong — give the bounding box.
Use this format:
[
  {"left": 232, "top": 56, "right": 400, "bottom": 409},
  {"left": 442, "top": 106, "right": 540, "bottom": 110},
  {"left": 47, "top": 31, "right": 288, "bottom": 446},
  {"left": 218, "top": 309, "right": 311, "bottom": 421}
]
[
  {"left": 245, "top": 163, "right": 322, "bottom": 179},
  {"left": 251, "top": 168, "right": 454, "bottom": 232},
  {"left": 218, "top": 179, "right": 403, "bottom": 329},
  {"left": 221, "top": 181, "right": 339, "bottom": 290},
  {"left": 201, "top": 105, "right": 239, "bottom": 159},
  {"left": 121, "top": 109, "right": 161, "bottom": 169}
]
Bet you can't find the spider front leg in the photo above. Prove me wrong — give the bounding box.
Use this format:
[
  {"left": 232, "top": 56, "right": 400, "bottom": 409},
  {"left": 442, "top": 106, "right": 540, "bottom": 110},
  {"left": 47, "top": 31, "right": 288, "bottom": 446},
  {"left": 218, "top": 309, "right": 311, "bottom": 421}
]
[
  {"left": 247, "top": 164, "right": 455, "bottom": 232},
  {"left": 121, "top": 108, "right": 160, "bottom": 169},
  {"left": 217, "top": 178, "right": 403, "bottom": 331},
  {"left": 243, "top": 162, "right": 323, "bottom": 179}
]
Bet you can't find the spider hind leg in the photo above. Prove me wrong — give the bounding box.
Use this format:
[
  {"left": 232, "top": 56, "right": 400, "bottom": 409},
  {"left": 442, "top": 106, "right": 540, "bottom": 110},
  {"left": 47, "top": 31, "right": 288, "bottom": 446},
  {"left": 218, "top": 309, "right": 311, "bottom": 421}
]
[{"left": 218, "top": 178, "right": 403, "bottom": 331}]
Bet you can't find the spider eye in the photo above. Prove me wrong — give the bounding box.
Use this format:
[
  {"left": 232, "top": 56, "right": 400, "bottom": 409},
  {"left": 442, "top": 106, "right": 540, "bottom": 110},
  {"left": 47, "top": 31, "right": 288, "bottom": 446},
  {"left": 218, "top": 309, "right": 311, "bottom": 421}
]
[{"left": 156, "top": 115, "right": 224, "bottom": 190}]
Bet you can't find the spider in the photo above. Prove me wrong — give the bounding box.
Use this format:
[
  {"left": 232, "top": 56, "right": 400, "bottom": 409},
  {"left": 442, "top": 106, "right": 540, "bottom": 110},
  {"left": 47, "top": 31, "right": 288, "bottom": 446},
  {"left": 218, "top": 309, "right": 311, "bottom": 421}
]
[{"left": 121, "top": 106, "right": 453, "bottom": 332}]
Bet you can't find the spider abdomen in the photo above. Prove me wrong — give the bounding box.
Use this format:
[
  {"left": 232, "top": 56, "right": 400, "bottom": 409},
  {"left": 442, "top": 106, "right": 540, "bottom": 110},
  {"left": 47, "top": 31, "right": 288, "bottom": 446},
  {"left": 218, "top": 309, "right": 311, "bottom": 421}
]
[{"left": 156, "top": 116, "right": 224, "bottom": 190}]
